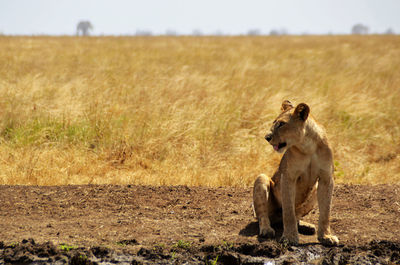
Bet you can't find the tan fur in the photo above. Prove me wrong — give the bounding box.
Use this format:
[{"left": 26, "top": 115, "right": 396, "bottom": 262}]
[{"left": 253, "top": 100, "right": 339, "bottom": 246}]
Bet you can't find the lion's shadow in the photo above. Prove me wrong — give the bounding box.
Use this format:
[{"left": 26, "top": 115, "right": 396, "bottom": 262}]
[{"left": 239, "top": 221, "right": 284, "bottom": 243}]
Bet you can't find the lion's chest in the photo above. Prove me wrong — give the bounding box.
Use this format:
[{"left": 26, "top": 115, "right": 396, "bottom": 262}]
[{"left": 272, "top": 159, "right": 319, "bottom": 210}]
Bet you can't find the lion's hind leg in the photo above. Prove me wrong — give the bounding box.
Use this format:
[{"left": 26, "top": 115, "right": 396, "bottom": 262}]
[
  {"left": 298, "top": 220, "right": 316, "bottom": 235},
  {"left": 253, "top": 174, "right": 276, "bottom": 238}
]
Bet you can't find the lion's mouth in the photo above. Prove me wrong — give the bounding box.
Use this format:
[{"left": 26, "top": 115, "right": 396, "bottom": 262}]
[{"left": 273, "top": 142, "right": 287, "bottom": 151}]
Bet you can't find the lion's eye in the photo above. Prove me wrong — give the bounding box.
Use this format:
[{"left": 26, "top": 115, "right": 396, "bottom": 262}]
[{"left": 277, "top": 122, "right": 286, "bottom": 128}]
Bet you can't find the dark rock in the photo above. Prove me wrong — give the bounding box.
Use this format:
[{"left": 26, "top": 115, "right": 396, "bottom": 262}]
[{"left": 90, "top": 246, "right": 110, "bottom": 258}]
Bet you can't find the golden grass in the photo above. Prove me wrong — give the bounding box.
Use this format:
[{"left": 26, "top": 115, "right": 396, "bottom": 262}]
[{"left": 0, "top": 35, "right": 399, "bottom": 186}]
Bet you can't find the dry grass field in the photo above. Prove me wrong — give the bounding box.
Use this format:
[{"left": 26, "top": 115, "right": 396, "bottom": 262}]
[{"left": 0, "top": 35, "right": 399, "bottom": 186}]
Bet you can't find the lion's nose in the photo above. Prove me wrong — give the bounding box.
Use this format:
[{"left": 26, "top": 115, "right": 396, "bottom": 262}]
[{"left": 265, "top": 134, "right": 272, "bottom": 142}]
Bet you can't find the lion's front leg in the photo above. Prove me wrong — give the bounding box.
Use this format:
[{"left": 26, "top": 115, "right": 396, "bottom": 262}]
[
  {"left": 280, "top": 173, "right": 299, "bottom": 245},
  {"left": 317, "top": 169, "right": 339, "bottom": 246}
]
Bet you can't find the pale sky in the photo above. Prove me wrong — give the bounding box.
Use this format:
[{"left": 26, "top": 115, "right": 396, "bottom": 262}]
[{"left": 0, "top": 0, "right": 399, "bottom": 35}]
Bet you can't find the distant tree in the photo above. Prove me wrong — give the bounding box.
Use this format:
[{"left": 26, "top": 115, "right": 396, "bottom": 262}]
[
  {"left": 213, "top": 30, "right": 224, "bottom": 36},
  {"left": 269, "top": 28, "right": 288, "bottom": 36},
  {"left": 76, "top": 21, "right": 93, "bottom": 36},
  {"left": 165, "top": 29, "right": 178, "bottom": 36},
  {"left": 135, "top": 30, "right": 153, "bottom": 36},
  {"left": 280, "top": 28, "right": 288, "bottom": 35},
  {"left": 269, "top": 29, "right": 280, "bottom": 36},
  {"left": 192, "top": 29, "right": 203, "bottom": 36},
  {"left": 384, "top": 28, "right": 395, "bottom": 35},
  {"left": 247, "top": 29, "right": 261, "bottom": 36},
  {"left": 351, "top": 24, "right": 369, "bottom": 35}
]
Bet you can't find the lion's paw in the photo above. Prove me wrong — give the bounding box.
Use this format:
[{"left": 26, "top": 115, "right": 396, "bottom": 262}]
[
  {"left": 318, "top": 234, "right": 339, "bottom": 246},
  {"left": 298, "top": 221, "right": 316, "bottom": 235},
  {"left": 279, "top": 234, "right": 299, "bottom": 246},
  {"left": 259, "top": 227, "right": 275, "bottom": 238}
]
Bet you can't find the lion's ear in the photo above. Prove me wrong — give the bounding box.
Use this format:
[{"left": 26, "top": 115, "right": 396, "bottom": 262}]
[
  {"left": 281, "top": 100, "right": 294, "bottom": 111},
  {"left": 293, "top": 103, "right": 310, "bottom": 121}
]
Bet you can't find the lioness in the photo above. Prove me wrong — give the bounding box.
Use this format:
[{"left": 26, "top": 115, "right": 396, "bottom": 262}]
[{"left": 253, "top": 100, "right": 339, "bottom": 246}]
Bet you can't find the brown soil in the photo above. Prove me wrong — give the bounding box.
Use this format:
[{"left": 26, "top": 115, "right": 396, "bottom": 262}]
[{"left": 0, "top": 184, "right": 399, "bottom": 264}]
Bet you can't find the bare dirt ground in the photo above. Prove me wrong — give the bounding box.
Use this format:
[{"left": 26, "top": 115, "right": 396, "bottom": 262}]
[{"left": 0, "top": 184, "right": 399, "bottom": 264}]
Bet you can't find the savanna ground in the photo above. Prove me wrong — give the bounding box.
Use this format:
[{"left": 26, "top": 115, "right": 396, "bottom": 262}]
[
  {"left": 0, "top": 184, "right": 399, "bottom": 264},
  {"left": 0, "top": 36, "right": 400, "bottom": 264}
]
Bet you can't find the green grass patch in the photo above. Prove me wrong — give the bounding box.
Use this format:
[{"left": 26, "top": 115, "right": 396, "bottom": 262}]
[
  {"left": 58, "top": 243, "right": 78, "bottom": 252},
  {"left": 1, "top": 118, "right": 97, "bottom": 147},
  {"left": 172, "top": 240, "right": 192, "bottom": 250}
]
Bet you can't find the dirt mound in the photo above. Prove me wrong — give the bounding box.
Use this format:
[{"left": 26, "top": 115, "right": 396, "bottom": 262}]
[
  {"left": 203, "top": 240, "right": 400, "bottom": 265},
  {"left": 0, "top": 238, "right": 133, "bottom": 264},
  {"left": 0, "top": 184, "right": 399, "bottom": 264},
  {"left": 1, "top": 238, "right": 399, "bottom": 264}
]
